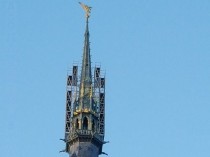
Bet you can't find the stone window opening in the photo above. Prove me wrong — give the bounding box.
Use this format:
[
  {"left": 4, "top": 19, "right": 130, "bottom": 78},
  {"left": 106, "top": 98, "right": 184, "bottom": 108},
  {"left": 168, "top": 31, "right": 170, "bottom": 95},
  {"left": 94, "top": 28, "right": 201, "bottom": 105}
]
[
  {"left": 76, "top": 119, "right": 79, "bottom": 129},
  {"left": 83, "top": 117, "right": 88, "bottom": 130}
]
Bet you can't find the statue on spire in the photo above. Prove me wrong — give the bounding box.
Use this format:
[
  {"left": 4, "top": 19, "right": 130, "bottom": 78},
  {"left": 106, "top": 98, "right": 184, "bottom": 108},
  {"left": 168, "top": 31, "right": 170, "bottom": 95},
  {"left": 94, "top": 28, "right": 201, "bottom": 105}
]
[{"left": 79, "top": 2, "right": 92, "bottom": 18}]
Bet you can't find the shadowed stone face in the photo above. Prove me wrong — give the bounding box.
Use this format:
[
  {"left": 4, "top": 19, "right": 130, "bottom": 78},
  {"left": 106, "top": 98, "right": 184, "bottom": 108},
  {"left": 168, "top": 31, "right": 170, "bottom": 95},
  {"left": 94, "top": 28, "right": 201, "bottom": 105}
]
[
  {"left": 71, "top": 154, "right": 77, "bottom": 157},
  {"left": 70, "top": 142, "right": 99, "bottom": 157}
]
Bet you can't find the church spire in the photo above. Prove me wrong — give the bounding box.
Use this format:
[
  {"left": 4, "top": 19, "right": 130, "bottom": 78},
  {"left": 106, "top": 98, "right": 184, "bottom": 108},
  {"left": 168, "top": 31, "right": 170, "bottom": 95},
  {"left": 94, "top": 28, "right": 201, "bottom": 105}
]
[
  {"left": 78, "top": 2, "right": 93, "bottom": 109},
  {"left": 78, "top": 17, "right": 92, "bottom": 106},
  {"left": 62, "top": 3, "right": 106, "bottom": 156}
]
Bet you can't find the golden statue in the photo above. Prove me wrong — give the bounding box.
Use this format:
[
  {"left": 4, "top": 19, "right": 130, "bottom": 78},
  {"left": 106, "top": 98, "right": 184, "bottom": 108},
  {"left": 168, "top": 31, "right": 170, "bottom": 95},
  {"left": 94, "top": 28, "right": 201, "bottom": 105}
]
[{"left": 79, "top": 2, "right": 92, "bottom": 18}]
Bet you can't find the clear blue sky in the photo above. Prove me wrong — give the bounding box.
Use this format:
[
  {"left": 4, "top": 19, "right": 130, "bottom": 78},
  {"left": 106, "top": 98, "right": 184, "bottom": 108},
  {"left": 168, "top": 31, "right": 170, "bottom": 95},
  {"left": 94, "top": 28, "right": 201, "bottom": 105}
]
[{"left": 1, "top": 0, "right": 210, "bottom": 157}]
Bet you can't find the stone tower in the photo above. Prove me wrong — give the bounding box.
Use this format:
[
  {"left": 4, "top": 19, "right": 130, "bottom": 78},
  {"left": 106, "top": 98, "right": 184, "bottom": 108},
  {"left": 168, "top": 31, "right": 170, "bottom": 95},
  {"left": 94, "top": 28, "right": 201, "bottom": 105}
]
[{"left": 61, "top": 3, "right": 106, "bottom": 157}]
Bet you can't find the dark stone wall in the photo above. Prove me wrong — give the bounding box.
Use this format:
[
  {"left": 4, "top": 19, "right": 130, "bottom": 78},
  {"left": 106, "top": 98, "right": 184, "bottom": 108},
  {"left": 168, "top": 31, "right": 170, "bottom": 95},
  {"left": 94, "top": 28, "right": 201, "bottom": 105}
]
[{"left": 70, "top": 142, "right": 99, "bottom": 157}]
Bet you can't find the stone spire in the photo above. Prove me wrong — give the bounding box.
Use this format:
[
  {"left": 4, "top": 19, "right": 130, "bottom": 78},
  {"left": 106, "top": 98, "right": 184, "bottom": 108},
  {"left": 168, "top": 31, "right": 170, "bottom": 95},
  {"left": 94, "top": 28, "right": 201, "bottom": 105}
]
[
  {"left": 78, "top": 17, "right": 92, "bottom": 109},
  {"left": 62, "top": 3, "right": 106, "bottom": 157}
]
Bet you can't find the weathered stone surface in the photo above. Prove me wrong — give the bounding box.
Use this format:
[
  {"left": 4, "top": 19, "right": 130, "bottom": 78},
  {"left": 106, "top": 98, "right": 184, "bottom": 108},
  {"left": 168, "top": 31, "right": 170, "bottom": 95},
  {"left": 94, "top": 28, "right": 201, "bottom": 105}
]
[{"left": 70, "top": 142, "right": 99, "bottom": 157}]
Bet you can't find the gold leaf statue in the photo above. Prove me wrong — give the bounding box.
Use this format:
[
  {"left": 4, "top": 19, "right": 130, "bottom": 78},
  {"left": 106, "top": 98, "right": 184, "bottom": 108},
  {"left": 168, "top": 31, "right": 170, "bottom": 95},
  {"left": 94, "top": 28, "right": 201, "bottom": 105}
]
[{"left": 79, "top": 2, "right": 92, "bottom": 18}]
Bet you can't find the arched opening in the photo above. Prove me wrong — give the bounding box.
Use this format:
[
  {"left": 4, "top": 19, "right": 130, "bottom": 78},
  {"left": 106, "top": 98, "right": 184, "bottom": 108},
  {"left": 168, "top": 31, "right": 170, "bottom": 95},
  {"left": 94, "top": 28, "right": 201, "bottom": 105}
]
[
  {"left": 83, "top": 117, "right": 88, "bottom": 130},
  {"left": 92, "top": 120, "right": 95, "bottom": 132},
  {"left": 76, "top": 119, "right": 79, "bottom": 129}
]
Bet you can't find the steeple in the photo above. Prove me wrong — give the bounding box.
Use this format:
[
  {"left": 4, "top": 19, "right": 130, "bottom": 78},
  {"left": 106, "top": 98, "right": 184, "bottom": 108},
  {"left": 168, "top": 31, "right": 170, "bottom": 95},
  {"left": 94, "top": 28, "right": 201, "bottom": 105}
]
[
  {"left": 78, "top": 17, "right": 92, "bottom": 109},
  {"left": 62, "top": 3, "right": 107, "bottom": 157}
]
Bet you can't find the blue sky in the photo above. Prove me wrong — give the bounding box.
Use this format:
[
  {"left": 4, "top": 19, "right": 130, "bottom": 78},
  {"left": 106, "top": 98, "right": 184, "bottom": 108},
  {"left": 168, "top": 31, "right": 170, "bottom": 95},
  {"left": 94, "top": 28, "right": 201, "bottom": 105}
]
[{"left": 1, "top": 0, "right": 210, "bottom": 157}]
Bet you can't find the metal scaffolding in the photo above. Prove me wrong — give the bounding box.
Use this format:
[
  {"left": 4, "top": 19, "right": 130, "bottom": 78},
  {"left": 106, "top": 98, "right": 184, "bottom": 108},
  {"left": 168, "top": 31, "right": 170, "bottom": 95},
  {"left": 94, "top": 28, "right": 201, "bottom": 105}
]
[
  {"left": 94, "top": 66, "right": 105, "bottom": 138},
  {"left": 64, "top": 64, "right": 79, "bottom": 140}
]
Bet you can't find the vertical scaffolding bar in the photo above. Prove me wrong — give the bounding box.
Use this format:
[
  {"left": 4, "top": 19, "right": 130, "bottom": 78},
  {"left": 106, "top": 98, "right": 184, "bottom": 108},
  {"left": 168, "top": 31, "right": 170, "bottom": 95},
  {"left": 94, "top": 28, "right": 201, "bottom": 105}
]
[
  {"left": 65, "top": 77, "right": 72, "bottom": 140},
  {"left": 64, "top": 65, "right": 79, "bottom": 141},
  {"left": 94, "top": 66, "right": 105, "bottom": 138},
  {"left": 99, "top": 92, "right": 105, "bottom": 135}
]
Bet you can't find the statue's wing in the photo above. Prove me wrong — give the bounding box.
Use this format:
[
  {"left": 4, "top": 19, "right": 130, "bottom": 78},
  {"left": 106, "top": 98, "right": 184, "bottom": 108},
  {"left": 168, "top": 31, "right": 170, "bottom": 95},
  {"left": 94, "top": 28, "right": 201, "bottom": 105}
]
[{"left": 79, "top": 2, "right": 91, "bottom": 17}]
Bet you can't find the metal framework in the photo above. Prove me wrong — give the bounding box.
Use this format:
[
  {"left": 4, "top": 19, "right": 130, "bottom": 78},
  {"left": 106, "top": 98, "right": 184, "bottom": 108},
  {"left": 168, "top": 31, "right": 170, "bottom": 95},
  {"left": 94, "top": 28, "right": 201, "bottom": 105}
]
[
  {"left": 64, "top": 64, "right": 105, "bottom": 143},
  {"left": 94, "top": 66, "right": 105, "bottom": 138},
  {"left": 64, "top": 65, "right": 79, "bottom": 140}
]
